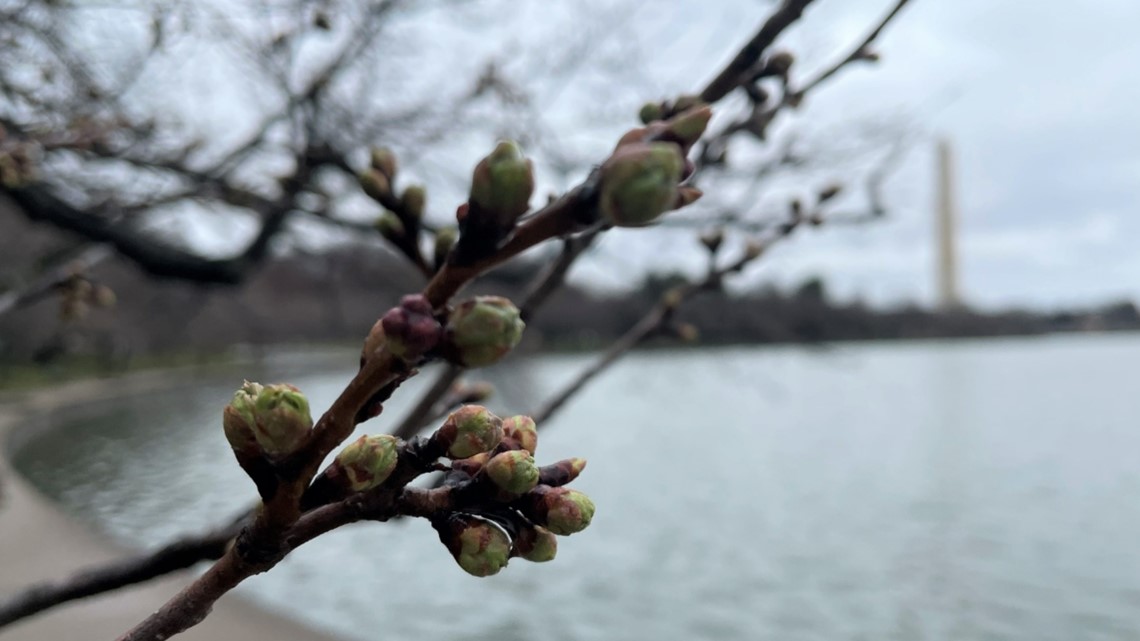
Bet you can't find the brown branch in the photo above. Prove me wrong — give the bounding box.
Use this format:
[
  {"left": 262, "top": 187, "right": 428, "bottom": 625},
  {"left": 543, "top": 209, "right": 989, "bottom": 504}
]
[
  {"left": 0, "top": 244, "right": 111, "bottom": 319},
  {"left": 0, "top": 515, "right": 245, "bottom": 627},
  {"left": 789, "top": 0, "right": 912, "bottom": 100},
  {"left": 529, "top": 235, "right": 781, "bottom": 424},
  {"left": 699, "top": 0, "right": 816, "bottom": 103}
]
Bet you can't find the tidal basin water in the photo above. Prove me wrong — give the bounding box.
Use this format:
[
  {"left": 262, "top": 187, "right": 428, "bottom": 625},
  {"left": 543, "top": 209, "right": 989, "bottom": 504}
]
[{"left": 12, "top": 335, "right": 1140, "bottom": 641}]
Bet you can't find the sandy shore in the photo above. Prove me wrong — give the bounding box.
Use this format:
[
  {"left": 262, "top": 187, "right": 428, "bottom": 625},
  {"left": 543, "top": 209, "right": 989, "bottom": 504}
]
[{"left": 0, "top": 369, "right": 343, "bottom": 641}]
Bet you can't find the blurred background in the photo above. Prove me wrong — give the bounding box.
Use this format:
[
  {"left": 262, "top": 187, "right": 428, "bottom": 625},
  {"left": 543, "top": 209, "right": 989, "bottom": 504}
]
[{"left": 2, "top": 0, "right": 1140, "bottom": 640}]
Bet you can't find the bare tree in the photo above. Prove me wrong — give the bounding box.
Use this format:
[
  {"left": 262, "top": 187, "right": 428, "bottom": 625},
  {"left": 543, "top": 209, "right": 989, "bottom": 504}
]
[{"left": 0, "top": 0, "right": 917, "bottom": 637}]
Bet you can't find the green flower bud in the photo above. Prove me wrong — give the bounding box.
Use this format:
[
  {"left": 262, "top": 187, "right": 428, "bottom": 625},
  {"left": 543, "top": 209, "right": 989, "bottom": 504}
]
[
  {"left": 444, "top": 296, "right": 525, "bottom": 367},
  {"left": 438, "top": 515, "right": 512, "bottom": 577},
  {"left": 250, "top": 383, "right": 313, "bottom": 459},
  {"left": 333, "top": 434, "right": 399, "bottom": 492},
  {"left": 369, "top": 147, "right": 398, "bottom": 179},
  {"left": 502, "top": 415, "right": 537, "bottom": 454},
  {"left": 437, "top": 405, "right": 503, "bottom": 459},
  {"left": 665, "top": 105, "right": 712, "bottom": 149},
  {"left": 638, "top": 101, "right": 664, "bottom": 124},
  {"left": 401, "top": 185, "right": 426, "bottom": 219},
  {"left": 222, "top": 381, "right": 262, "bottom": 456},
  {"left": 375, "top": 212, "right": 405, "bottom": 242},
  {"left": 469, "top": 140, "right": 534, "bottom": 227},
  {"left": 531, "top": 486, "right": 595, "bottom": 536},
  {"left": 359, "top": 168, "right": 391, "bottom": 202},
  {"left": 598, "top": 142, "right": 684, "bottom": 227},
  {"left": 434, "top": 226, "right": 457, "bottom": 269},
  {"left": 486, "top": 450, "right": 540, "bottom": 494},
  {"left": 519, "top": 526, "right": 558, "bottom": 563}
]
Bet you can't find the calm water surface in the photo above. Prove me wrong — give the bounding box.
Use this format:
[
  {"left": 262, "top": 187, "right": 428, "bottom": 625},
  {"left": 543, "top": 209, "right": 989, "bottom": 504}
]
[{"left": 12, "top": 336, "right": 1140, "bottom": 641}]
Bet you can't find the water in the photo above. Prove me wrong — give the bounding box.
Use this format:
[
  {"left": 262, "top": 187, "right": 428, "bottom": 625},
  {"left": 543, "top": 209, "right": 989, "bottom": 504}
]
[{"left": 11, "top": 336, "right": 1140, "bottom": 641}]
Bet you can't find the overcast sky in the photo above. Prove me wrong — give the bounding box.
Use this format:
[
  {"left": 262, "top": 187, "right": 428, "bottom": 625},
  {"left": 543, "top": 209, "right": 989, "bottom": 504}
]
[
  {"left": 536, "top": 0, "right": 1140, "bottom": 311},
  {"left": 119, "top": 0, "right": 1138, "bottom": 311}
]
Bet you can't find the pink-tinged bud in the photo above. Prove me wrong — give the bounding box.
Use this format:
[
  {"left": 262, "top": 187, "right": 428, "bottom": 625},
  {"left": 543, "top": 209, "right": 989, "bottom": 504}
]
[
  {"left": 638, "top": 101, "right": 664, "bottom": 124},
  {"left": 451, "top": 451, "right": 490, "bottom": 477},
  {"left": 665, "top": 105, "right": 712, "bottom": 149},
  {"left": 468, "top": 140, "right": 535, "bottom": 227},
  {"left": 513, "top": 524, "right": 556, "bottom": 558},
  {"left": 248, "top": 383, "right": 313, "bottom": 459},
  {"left": 501, "top": 415, "right": 537, "bottom": 454},
  {"left": 525, "top": 486, "right": 595, "bottom": 536},
  {"left": 675, "top": 186, "right": 703, "bottom": 209},
  {"left": 598, "top": 142, "right": 683, "bottom": 227},
  {"left": 359, "top": 168, "right": 391, "bottom": 202},
  {"left": 443, "top": 296, "right": 525, "bottom": 367},
  {"left": 369, "top": 147, "right": 398, "bottom": 179},
  {"left": 436, "top": 405, "right": 504, "bottom": 459},
  {"left": 375, "top": 212, "right": 405, "bottom": 243},
  {"left": 614, "top": 126, "right": 649, "bottom": 150},
  {"left": 436, "top": 514, "right": 512, "bottom": 577},
  {"left": 331, "top": 434, "right": 399, "bottom": 492},
  {"left": 401, "top": 185, "right": 426, "bottom": 219},
  {"left": 380, "top": 294, "right": 442, "bottom": 361},
  {"left": 515, "top": 526, "right": 558, "bottom": 563},
  {"left": 537, "top": 458, "right": 587, "bottom": 487},
  {"left": 486, "top": 450, "right": 540, "bottom": 495},
  {"left": 222, "top": 381, "right": 262, "bottom": 457}
]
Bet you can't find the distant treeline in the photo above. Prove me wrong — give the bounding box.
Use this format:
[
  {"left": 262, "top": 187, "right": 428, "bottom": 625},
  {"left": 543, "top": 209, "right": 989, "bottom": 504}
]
[{"left": 3, "top": 211, "right": 1138, "bottom": 366}]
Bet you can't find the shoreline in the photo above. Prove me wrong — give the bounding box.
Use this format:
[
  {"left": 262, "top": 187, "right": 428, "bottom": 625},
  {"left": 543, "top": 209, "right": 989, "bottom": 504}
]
[{"left": 0, "top": 367, "right": 343, "bottom": 641}]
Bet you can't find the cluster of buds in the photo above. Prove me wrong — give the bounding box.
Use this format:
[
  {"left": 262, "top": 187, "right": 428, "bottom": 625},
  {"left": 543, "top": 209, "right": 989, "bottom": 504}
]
[
  {"left": 359, "top": 147, "right": 433, "bottom": 270},
  {"left": 223, "top": 381, "right": 313, "bottom": 462},
  {"left": 57, "top": 274, "right": 115, "bottom": 322},
  {"left": 596, "top": 102, "right": 710, "bottom": 228},
  {"left": 430, "top": 405, "right": 594, "bottom": 577},
  {"left": 361, "top": 295, "right": 524, "bottom": 369}
]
